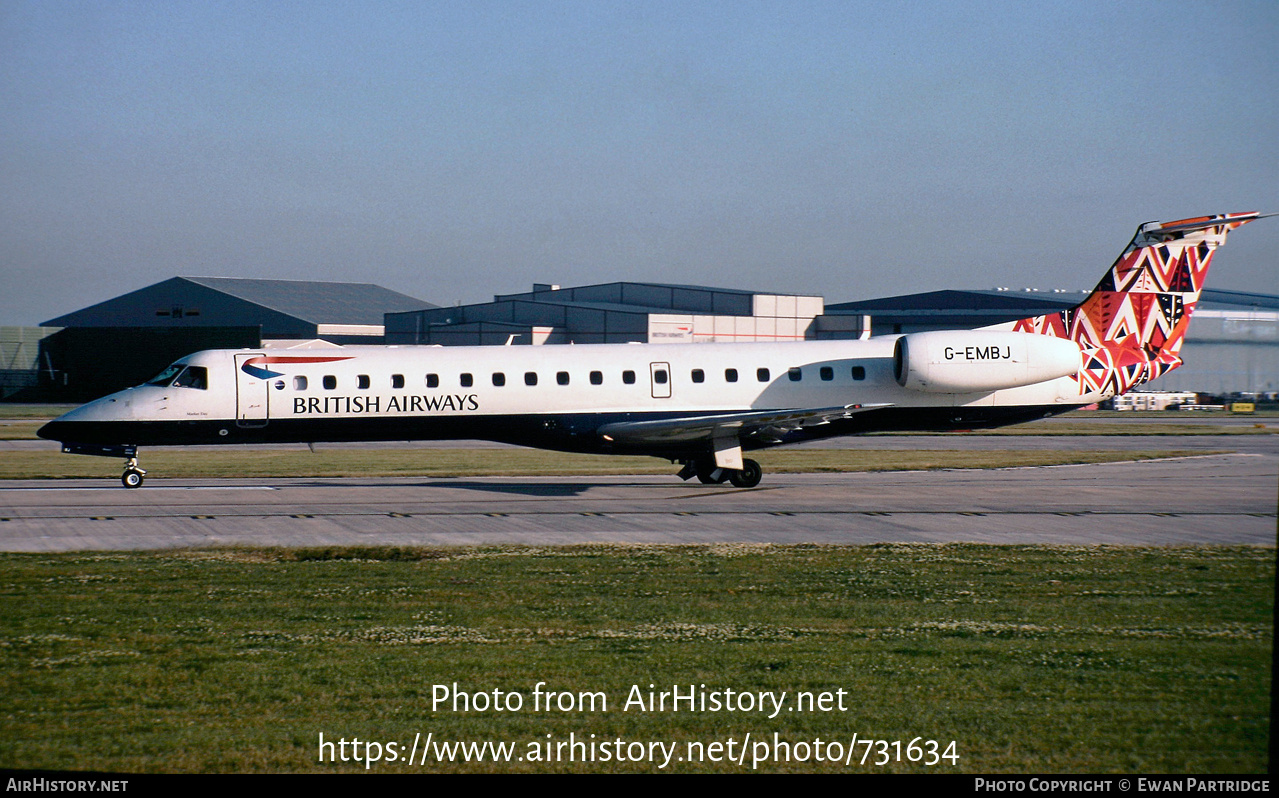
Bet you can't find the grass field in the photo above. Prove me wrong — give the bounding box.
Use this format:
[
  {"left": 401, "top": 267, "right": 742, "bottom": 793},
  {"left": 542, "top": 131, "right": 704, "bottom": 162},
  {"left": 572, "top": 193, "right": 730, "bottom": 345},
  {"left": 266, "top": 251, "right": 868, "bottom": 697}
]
[
  {"left": 0, "top": 404, "right": 77, "bottom": 420},
  {"left": 0, "top": 544, "right": 1270, "bottom": 773},
  {"left": 0, "top": 447, "right": 1220, "bottom": 480}
]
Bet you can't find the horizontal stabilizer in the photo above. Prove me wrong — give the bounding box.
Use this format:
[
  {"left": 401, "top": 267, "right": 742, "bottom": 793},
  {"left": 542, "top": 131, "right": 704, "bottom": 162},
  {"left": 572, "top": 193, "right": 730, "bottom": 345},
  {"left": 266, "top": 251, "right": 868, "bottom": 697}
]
[{"left": 1136, "top": 212, "right": 1270, "bottom": 241}]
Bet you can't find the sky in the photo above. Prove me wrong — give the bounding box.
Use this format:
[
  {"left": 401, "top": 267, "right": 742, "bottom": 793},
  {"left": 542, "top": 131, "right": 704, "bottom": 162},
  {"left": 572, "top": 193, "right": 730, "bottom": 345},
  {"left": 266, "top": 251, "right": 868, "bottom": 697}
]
[{"left": 2, "top": 0, "right": 1276, "bottom": 326}]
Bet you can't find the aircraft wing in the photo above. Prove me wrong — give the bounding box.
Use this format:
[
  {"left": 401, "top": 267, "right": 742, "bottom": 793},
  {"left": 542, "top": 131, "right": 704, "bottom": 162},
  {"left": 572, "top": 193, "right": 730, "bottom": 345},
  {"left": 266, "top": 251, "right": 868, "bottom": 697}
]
[{"left": 597, "top": 403, "right": 891, "bottom": 446}]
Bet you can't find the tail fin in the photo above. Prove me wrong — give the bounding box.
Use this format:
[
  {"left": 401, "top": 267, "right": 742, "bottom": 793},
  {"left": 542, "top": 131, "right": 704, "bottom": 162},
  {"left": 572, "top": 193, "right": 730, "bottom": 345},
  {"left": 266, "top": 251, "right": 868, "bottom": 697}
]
[{"left": 1009, "top": 212, "right": 1265, "bottom": 397}]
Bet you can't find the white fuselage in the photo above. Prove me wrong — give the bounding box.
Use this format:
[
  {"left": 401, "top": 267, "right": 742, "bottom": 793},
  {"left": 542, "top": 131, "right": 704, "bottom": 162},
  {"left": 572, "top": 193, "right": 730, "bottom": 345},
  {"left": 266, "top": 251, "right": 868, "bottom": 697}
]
[{"left": 45, "top": 336, "right": 1096, "bottom": 456}]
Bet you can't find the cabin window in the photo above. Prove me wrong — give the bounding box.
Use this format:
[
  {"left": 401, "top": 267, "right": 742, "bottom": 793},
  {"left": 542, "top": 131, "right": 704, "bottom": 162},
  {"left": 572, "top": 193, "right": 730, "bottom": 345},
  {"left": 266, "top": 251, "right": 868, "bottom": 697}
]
[
  {"left": 173, "top": 366, "right": 207, "bottom": 390},
  {"left": 622, "top": 370, "right": 636, "bottom": 385},
  {"left": 492, "top": 372, "right": 506, "bottom": 387},
  {"left": 426, "top": 373, "right": 439, "bottom": 388},
  {"left": 691, "top": 369, "right": 705, "bottom": 383},
  {"left": 525, "top": 372, "right": 538, "bottom": 386},
  {"left": 820, "top": 366, "right": 834, "bottom": 381},
  {"left": 556, "top": 371, "right": 570, "bottom": 386},
  {"left": 357, "top": 374, "right": 370, "bottom": 389},
  {"left": 294, "top": 376, "right": 308, "bottom": 390},
  {"left": 323, "top": 375, "right": 337, "bottom": 390},
  {"left": 460, "top": 373, "right": 473, "bottom": 387},
  {"left": 590, "top": 371, "right": 603, "bottom": 385},
  {"left": 788, "top": 367, "right": 802, "bottom": 382},
  {"left": 391, "top": 374, "right": 404, "bottom": 389},
  {"left": 852, "top": 366, "right": 866, "bottom": 381},
  {"left": 725, "top": 368, "right": 738, "bottom": 383},
  {"left": 757, "top": 368, "right": 770, "bottom": 382},
  {"left": 653, "top": 369, "right": 668, "bottom": 385}
]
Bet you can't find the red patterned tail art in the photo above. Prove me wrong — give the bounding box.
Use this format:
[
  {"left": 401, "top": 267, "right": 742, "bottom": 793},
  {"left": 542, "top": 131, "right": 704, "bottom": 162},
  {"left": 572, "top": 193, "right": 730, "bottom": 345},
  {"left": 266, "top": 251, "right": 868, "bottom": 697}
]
[{"left": 1010, "top": 212, "right": 1264, "bottom": 397}]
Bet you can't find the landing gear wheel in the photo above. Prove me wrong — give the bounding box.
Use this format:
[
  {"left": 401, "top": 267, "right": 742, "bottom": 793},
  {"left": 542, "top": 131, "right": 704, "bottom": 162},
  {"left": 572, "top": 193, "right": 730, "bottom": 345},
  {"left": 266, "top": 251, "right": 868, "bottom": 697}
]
[
  {"left": 728, "top": 459, "right": 762, "bottom": 488},
  {"left": 121, "top": 456, "right": 147, "bottom": 489},
  {"left": 122, "top": 468, "right": 144, "bottom": 489},
  {"left": 695, "top": 459, "right": 728, "bottom": 484}
]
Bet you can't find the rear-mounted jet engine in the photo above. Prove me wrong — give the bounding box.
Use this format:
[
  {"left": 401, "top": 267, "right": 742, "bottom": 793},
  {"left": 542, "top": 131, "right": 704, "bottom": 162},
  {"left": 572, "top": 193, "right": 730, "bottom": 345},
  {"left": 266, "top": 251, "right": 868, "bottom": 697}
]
[{"left": 893, "top": 330, "right": 1082, "bottom": 393}]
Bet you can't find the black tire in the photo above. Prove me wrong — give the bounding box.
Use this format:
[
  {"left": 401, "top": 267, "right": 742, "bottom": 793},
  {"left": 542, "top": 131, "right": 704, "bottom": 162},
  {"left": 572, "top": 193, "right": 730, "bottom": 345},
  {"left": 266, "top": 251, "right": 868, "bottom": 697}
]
[
  {"left": 728, "top": 459, "right": 762, "bottom": 488},
  {"left": 122, "top": 469, "right": 144, "bottom": 489}
]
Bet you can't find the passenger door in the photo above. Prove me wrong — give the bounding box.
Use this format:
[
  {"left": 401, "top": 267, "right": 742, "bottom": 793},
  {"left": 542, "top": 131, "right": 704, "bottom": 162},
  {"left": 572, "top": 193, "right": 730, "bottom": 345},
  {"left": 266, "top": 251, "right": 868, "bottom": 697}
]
[{"left": 233, "top": 353, "right": 270, "bottom": 427}]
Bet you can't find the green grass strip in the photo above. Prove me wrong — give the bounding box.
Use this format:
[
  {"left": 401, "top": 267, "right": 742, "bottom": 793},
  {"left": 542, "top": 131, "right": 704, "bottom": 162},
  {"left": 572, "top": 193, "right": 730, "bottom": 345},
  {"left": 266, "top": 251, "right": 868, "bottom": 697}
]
[
  {"left": 0, "top": 448, "right": 1218, "bottom": 479},
  {"left": 0, "top": 544, "right": 1270, "bottom": 773}
]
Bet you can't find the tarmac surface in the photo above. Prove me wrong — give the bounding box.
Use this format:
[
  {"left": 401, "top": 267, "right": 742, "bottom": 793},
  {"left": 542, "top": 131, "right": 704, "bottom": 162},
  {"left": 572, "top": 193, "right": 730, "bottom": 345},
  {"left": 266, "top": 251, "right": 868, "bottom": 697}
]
[{"left": 1, "top": 447, "right": 1274, "bottom": 551}]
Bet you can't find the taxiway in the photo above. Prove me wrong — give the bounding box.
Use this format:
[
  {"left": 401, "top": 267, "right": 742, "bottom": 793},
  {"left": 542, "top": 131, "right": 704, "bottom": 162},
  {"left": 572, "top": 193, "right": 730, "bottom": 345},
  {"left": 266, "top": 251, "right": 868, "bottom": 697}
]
[{"left": 1, "top": 450, "right": 1273, "bottom": 551}]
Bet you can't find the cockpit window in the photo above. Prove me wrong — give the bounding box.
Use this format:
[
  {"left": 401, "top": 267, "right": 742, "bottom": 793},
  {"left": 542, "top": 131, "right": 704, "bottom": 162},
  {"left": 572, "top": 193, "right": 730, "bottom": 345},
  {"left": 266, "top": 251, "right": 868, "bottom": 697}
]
[
  {"left": 172, "top": 366, "right": 207, "bottom": 390},
  {"left": 146, "top": 364, "right": 186, "bottom": 386}
]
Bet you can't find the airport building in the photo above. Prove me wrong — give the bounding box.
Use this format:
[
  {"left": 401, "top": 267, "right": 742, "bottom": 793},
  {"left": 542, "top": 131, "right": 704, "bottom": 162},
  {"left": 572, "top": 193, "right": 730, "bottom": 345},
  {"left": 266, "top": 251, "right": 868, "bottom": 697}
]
[{"left": 384, "top": 282, "right": 870, "bottom": 346}]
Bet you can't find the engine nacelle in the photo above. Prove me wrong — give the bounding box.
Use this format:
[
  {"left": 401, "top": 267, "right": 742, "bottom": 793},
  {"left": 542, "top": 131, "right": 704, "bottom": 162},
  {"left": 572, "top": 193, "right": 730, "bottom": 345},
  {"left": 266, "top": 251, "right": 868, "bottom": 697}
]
[{"left": 893, "top": 330, "right": 1082, "bottom": 393}]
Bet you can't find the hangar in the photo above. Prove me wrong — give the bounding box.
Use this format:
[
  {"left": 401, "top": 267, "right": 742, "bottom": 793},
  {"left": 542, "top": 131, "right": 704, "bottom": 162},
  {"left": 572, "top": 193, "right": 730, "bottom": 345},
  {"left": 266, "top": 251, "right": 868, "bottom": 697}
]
[
  {"left": 384, "top": 281, "right": 869, "bottom": 345},
  {"left": 36, "top": 276, "right": 433, "bottom": 401},
  {"left": 41, "top": 276, "right": 433, "bottom": 343}
]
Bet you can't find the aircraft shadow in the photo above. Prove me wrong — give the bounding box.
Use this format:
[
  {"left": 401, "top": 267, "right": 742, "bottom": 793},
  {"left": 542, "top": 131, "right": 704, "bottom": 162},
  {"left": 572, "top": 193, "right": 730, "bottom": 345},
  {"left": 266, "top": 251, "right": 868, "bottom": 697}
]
[{"left": 284, "top": 479, "right": 669, "bottom": 497}]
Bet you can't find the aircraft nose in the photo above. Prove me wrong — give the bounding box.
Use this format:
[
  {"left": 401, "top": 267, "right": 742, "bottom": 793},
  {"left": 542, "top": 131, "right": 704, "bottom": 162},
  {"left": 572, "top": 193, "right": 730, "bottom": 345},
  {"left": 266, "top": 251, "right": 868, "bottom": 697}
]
[{"left": 37, "top": 421, "right": 65, "bottom": 442}]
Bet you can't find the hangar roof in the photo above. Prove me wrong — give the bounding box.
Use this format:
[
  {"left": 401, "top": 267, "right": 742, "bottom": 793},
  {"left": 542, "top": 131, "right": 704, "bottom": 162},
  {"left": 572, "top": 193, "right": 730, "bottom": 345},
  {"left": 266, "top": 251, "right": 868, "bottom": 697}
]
[
  {"left": 494, "top": 281, "right": 774, "bottom": 302},
  {"left": 180, "top": 277, "right": 434, "bottom": 324},
  {"left": 826, "top": 290, "right": 1077, "bottom": 314},
  {"left": 42, "top": 276, "right": 434, "bottom": 328},
  {"left": 827, "top": 288, "right": 1278, "bottom": 314}
]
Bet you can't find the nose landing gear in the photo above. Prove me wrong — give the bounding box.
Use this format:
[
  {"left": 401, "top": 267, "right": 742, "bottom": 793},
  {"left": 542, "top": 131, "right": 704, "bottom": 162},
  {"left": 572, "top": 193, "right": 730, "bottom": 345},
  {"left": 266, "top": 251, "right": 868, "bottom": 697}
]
[
  {"left": 58, "top": 443, "right": 147, "bottom": 489},
  {"left": 122, "top": 458, "right": 147, "bottom": 489}
]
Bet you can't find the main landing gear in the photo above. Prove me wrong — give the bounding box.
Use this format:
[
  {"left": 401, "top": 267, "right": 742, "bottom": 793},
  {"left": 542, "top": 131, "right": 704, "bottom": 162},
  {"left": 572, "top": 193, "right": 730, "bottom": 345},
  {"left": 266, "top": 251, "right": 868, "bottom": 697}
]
[
  {"left": 122, "top": 457, "right": 147, "bottom": 489},
  {"left": 678, "top": 457, "right": 763, "bottom": 488}
]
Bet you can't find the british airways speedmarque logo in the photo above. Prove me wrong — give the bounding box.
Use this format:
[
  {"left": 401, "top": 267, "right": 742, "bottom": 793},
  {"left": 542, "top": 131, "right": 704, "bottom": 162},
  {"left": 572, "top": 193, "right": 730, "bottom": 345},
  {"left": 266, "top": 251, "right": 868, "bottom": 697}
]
[{"left": 240, "top": 355, "right": 355, "bottom": 379}]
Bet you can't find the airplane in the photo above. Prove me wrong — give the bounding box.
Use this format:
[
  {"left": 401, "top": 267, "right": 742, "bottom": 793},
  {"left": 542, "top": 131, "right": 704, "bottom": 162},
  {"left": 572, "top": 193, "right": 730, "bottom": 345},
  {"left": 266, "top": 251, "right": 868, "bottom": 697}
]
[{"left": 38, "top": 212, "right": 1267, "bottom": 489}]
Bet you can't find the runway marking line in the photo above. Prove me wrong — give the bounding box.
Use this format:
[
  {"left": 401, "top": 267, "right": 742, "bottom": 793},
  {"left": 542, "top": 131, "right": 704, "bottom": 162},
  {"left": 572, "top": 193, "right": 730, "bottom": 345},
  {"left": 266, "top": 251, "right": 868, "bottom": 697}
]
[
  {"left": 0, "top": 485, "right": 279, "bottom": 493},
  {"left": 5, "top": 510, "right": 1274, "bottom": 522}
]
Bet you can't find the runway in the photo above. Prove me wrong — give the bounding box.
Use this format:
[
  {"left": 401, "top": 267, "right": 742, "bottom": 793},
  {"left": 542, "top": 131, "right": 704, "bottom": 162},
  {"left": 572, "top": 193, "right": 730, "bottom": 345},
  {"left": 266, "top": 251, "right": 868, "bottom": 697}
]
[{"left": 1, "top": 451, "right": 1274, "bottom": 551}]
